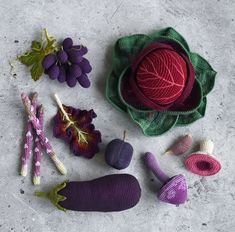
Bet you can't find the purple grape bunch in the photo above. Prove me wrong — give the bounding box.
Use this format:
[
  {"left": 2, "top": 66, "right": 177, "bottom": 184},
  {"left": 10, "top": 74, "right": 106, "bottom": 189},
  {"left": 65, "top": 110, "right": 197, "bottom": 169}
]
[{"left": 42, "top": 38, "right": 92, "bottom": 88}]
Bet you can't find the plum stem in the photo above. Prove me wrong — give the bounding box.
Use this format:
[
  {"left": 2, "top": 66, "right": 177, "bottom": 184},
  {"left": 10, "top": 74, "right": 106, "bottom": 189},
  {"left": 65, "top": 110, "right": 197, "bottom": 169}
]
[
  {"left": 144, "top": 152, "right": 170, "bottom": 183},
  {"left": 123, "top": 130, "right": 126, "bottom": 141}
]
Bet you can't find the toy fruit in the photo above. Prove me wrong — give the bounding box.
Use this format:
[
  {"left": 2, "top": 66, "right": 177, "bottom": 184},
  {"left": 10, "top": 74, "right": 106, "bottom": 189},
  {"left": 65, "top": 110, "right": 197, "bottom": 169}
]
[
  {"left": 105, "top": 131, "right": 133, "bottom": 170},
  {"left": 145, "top": 152, "right": 187, "bottom": 205},
  {"left": 184, "top": 139, "right": 221, "bottom": 176},
  {"left": 165, "top": 134, "right": 193, "bottom": 155},
  {"left": 35, "top": 174, "right": 141, "bottom": 212}
]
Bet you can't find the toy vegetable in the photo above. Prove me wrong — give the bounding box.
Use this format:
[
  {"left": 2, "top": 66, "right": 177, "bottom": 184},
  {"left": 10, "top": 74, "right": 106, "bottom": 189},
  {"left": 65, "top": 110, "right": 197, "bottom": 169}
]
[
  {"left": 21, "top": 93, "right": 67, "bottom": 175},
  {"left": 184, "top": 139, "right": 221, "bottom": 176},
  {"left": 145, "top": 152, "right": 187, "bottom": 205},
  {"left": 106, "top": 27, "right": 217, "bottom": 136},
  {"left": 165, "top": 134, "right": 193, "bottom": 155},
  {"left": 35, "top": 174, "right": 141, "bottom": 212},
  {"left": 105, "top": 131, "right": 133, "bottom": 169}
]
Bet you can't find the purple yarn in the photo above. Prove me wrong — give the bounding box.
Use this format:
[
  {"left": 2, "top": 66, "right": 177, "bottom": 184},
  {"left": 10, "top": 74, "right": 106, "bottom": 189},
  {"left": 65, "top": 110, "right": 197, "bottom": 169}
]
[
  {"left": 144, "top": 152, "right": 187, "bottom": 205},
  {"left": 105, "top": 139, "right": 133, "bottom": 170},
  {"left": 58, "top": 174, "right": 141, "bottom": 212}
]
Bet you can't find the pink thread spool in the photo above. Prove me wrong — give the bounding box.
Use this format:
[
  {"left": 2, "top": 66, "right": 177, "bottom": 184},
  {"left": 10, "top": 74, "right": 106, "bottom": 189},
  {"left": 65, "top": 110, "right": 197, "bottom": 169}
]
[{"left": 184, "top": 139, "right": 221, "bottom": 176}]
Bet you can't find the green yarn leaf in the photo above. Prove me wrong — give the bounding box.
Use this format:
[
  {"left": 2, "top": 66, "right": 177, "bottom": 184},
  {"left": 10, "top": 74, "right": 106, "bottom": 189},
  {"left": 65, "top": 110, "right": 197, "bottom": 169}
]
[
  {"left": 176, "top": 97, "right": 207, "bottom": 126},
  {"left": 127, "top": 108, "right": 178, "bottom": 136},
  {"left": 190, "top": 52, "right": 217, "bottom": 96},
  {"left": 149, "top": 27, "right": 190, "bottom": 52},
  {"left": 112, "top": 34, "right": 150, "bottom": 75},
  {"left": 106, "top": 69, "right": 127, "bottom": 113},
  {"left": 34, "top": 181, "right": 68, "bottom": 212}
]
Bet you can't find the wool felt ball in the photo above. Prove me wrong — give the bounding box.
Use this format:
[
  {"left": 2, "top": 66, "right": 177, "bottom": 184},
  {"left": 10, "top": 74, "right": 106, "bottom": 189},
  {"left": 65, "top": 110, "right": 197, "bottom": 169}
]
[
  {"left": 105, "top": 131, "right": 133, "bottom": 170},
  {"left": 35, "top": 174, "right": 141, "bottom": 212}
]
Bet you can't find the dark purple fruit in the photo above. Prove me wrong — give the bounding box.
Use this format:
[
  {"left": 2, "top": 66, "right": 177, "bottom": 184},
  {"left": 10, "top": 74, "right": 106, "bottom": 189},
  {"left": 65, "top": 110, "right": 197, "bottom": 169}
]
[
  {"left": 35, "top": 174, "right": 141, "bottom": 212},
  {"left": 79, "top": 58, "right": 92, "bottom": 74},
  {"left": 62, "top": 38, "right": 73, "bottom": 50},
  {"left": 72, "top": 45, "right": 88, "bottom": 55},
  {"left": 42, "top": 54, "right": 56, "bottom": 70},
  {"left": 69, "top": 64, "right": 82, "bottom": 78},
  {"left": 105, "top": 132, "right": 133, "bottom": 170},
  {"left": 67, "top": 50, "right": 83, "bottom": 64},
  {"left": 57, "top": 50, "right": 68, "bottom": 63},
  {"left": 66, "top": 75, "right": 77, "bottom": 87},
  {"left": 58, "top": 65, "right": 67, "bottom": 83},
  {"left": 77, "top": 74, "right": 90, "bottom": 88},
  {"left": 47, "top": 64, "right": 59, "bottom": 80}
]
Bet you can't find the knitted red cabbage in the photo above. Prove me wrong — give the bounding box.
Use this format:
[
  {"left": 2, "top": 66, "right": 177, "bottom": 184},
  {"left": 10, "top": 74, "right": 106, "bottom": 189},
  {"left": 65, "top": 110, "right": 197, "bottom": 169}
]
[
  {"left": 136, "top": 49, "right": 187, "bottom": 105},
  {"left": 129, "top": 42, "right": 195, "bottom": 111}
]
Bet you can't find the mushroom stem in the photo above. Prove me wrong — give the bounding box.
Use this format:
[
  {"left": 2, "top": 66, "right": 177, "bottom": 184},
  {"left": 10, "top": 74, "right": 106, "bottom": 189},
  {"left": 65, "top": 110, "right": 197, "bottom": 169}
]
[
  {"left": 199, "top": 139, "right": 214, "bottom": 154},
  {"left": 144, "top": 152, "right": 169, "bottom": 183}
]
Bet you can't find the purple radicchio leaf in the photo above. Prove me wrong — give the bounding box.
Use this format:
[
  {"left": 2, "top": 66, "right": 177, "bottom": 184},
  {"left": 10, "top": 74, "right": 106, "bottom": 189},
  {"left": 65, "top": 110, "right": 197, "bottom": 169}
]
[{"left": 53, "top": 105, "right": 101, "bottom": 159}]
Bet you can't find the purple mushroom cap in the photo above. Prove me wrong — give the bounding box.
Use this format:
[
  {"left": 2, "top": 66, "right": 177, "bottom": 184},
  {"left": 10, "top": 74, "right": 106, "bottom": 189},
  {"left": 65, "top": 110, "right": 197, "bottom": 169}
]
[{"left": 158, "top": 174, "right": 187, "bottom": 205}]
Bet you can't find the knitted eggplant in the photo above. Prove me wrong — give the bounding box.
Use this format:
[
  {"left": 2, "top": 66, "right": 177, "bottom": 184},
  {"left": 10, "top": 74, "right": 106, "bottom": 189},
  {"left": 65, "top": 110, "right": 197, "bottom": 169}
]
[{"left": 35, "top": 174, "right": 141, "bottom": 212}]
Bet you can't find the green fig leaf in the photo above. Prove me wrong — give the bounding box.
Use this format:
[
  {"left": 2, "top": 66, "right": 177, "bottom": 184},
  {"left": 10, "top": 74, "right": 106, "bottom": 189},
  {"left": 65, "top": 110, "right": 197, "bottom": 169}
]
[
  {"left": 128, "top": 108, "right": 178, "bottom": 136},
  {"left": 176, "top": 97, "right": 207, "bottom": 126},
  {"left": 190, "top": 52, "right": 217, "bottom": 95},
  {"left": 30, "top": 61, "right": 44, "bottom": 81},
  {"left": 18, "top": 29, "right": 58, "bottom": 81},
  {"left": 31, "top": 40, "right": 42, "bottom": 51},
  {"left": 18, "top": 51, "right": 39, "bottom": 66}
]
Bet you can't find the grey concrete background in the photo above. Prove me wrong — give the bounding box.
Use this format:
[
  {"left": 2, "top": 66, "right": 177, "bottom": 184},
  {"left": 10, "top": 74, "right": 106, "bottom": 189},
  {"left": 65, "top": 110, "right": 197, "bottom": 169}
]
[{"left": 0, "top": 0, "right": 234, "bottom": 231}]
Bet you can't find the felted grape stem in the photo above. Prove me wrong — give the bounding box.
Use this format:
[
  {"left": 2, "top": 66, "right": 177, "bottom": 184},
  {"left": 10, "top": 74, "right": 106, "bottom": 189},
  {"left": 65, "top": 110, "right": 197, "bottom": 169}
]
[
  {"left": 54, "top": 93, "right": 88, "bottom": 144},
  {"left": 20, "top": 92, "right": 38, "bottom": 177},
  {"left": 145, "top": 152, "right": 169, "bottom": 183},
  {"left": 33, "top": 105, "right": 44, "bottom": 185},
  {"left": 21, "top": 93, "right": 67, "bottom": 175}
]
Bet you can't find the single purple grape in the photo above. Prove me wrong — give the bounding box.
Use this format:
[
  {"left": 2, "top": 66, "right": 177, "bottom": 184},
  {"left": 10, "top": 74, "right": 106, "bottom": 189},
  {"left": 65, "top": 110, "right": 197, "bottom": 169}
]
[
  {"left": 47, "top": 64, "right": 59, "bottom": 80},
  {"left": 77, "top": 74, "right": 90, "bottom": 88},
  {"left": 58, "top": 65, "right": 67, "bottom": 83},
  {"left": 42, "top": 54, "right": 56, "bottom": 70},
  {"left": 57, "top": 50, "right": 68, "bottom": 63},
  {"left": 62, "top": 38, "right": 73, "bottom": 50},
  {"left": 67, "top": 75, "right": 77, "bottom": 87},
  {"left": 79, "top": 58, "right": 92, "bottom": 74},
  {"left": 69, "top": 64, "right": 82, "bottom": 78},
  {"left": 71, "top": 45, "right": 88, "bottom": 55},
  {"left": 67, "top": 50, "right": 83, "bottom": 64}
]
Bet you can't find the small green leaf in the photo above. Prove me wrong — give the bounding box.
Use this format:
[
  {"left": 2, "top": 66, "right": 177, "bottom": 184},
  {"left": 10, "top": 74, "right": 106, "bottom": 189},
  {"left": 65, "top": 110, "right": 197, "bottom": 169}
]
[
  {"left": 30, "top": 61, "right": 44, "bottom": 81},
  {"left": 128, "top": 109, "right": 178, "bottom": 136},
  {"left": 176, "top": 97, "right": 207, "bottom": 126},
  {"left": 31, "top": 40, "right": 42, "bottom": 51},
  {"left": 18, "top": 52, "right": 38, "bottom": 66}
]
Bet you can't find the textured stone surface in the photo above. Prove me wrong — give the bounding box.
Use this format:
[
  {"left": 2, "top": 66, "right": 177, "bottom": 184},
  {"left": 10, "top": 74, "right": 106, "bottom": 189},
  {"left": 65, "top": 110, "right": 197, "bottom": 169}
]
[{"left": 0, "top": 0, "right": 234, "bottom": 231}]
